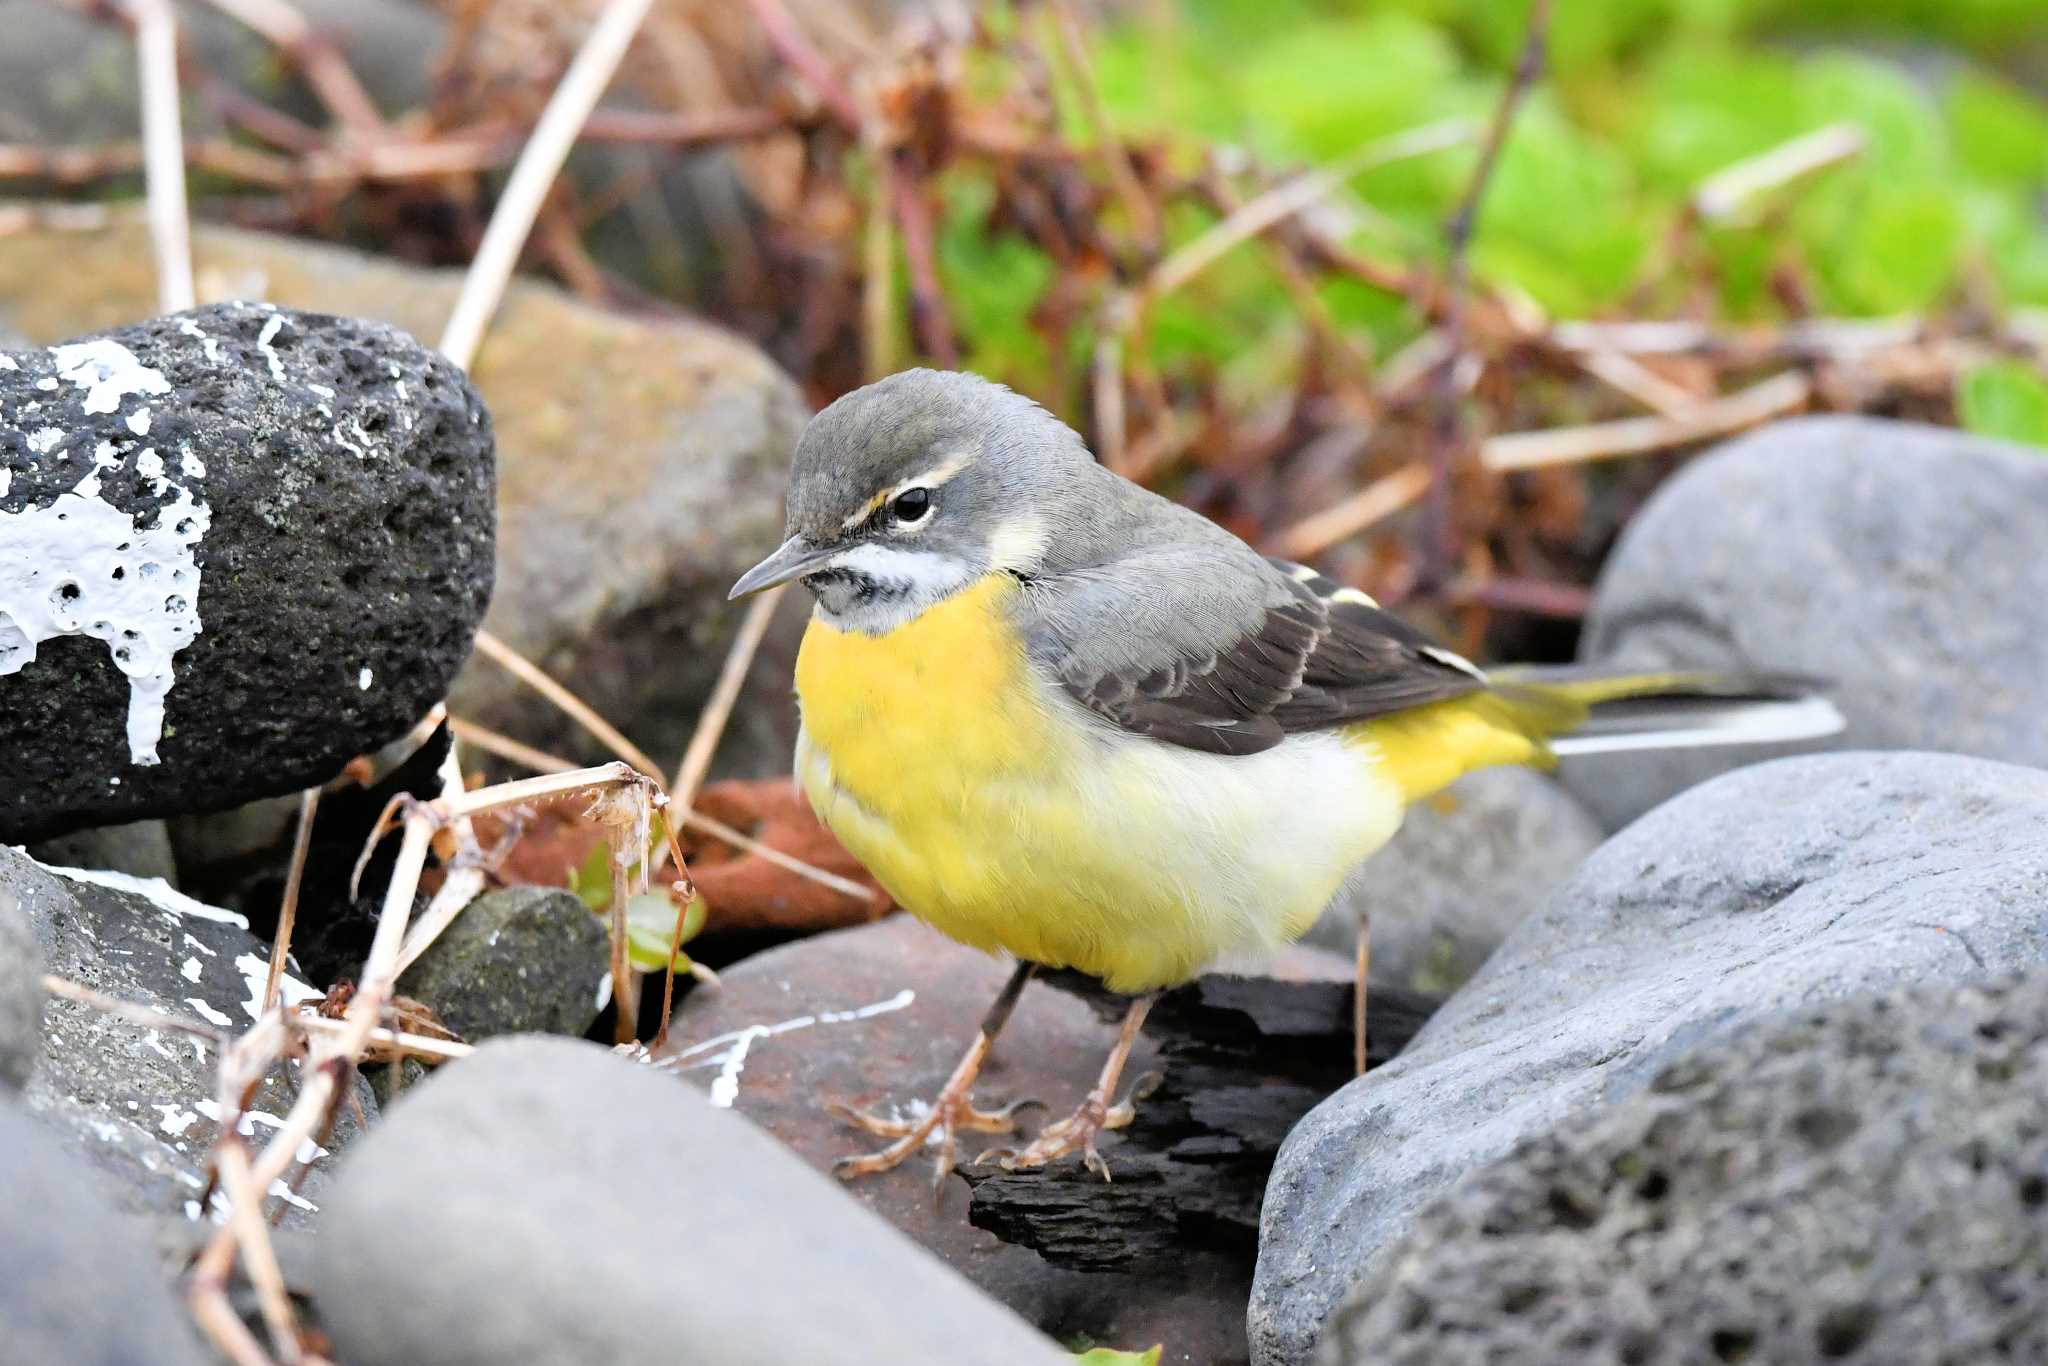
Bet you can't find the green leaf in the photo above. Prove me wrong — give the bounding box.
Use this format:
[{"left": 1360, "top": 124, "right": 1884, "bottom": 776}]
[
  {"left": 623, "top": 891, "right": 710, "bottom": 973},
  {"left": 1071, "top": 1348, "right": 1162, "bottom": 1366},
  {"left": 1957, "top": 361, "right": 2048, "bottom": 449},
  {"left": 1808, "top": 183, "right": 1963, "bottom": 314},
  {"left": 569, "top": 838, "right": 614, "bottom": 912}
]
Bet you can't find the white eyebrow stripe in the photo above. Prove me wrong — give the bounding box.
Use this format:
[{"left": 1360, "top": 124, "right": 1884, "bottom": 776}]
[{"left": 838, "top": 450, "right": 975, "bottom": 529}]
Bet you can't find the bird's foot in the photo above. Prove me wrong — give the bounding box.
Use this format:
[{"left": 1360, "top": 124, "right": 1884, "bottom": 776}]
[
  {"left": 826, "top": 1085, "right": 1038, "bottom": 1189},
  {"left": 981, "top": 1070, "right": 1162, "bottom": 1181}
]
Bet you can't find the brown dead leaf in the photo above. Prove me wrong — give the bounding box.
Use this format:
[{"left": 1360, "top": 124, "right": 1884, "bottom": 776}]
[{"left": 487, "top": 777, "right": 892, "bottom": 937}]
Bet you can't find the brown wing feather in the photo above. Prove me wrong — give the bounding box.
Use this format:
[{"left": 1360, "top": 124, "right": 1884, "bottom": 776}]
[{"left": 1050, "top": 560, "right": 1486, "bottom": 756}]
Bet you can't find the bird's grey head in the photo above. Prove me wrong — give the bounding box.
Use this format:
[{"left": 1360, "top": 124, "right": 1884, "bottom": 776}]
[{"left": 729, "top": 369, "right": 1099, "bottom": 632}]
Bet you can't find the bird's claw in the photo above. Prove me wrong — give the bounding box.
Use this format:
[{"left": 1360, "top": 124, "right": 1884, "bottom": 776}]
[
  {"left": 825, "top": 1089, "right": 1040, "bottom": 1190},
  {"left": 977, "top": 1070, "right": 1164, "bottom": 1182}
]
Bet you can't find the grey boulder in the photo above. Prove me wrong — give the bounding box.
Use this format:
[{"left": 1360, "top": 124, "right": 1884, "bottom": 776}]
[
  {"left": 0, "top": 1095, "right": 210, "bottom": 1366},
  {"left": 0, "top": 878, "right": 39, "bottom": 1091},
  {"left": 1321, "top": 972, "right": 2048, "bottom": 1365},
  {"left": 0, "top": 223, "right": 807, "bottom": 785},
  {"left": 1251, "top": 751, "right": 2048, "bottom": 1366},
  {"left": 1304, "top": 768, "right": 1604, "bottom": 993},
  {"left": 396, "top": 885, "right": 609, "bottom": 1041},
  {"left": 0, "top": 301, "right": 494, "bottom": 843},
  {"left": 312, "top": 1035, "right": 1068, "bottom": 1366},
  {"left": 29, "top": 818, "right": 179, "bottom": 883},
  {"left": 9, "top": 846, "right": 365, "bottom": 1224},
  {"left": 1564, "top": 416, "right": 2048, "bottom": 829}
]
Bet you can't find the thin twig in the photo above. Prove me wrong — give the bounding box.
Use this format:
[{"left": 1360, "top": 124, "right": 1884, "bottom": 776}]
[
  {"left": 1266, "top": 462, "right": 1432, "bottom": 561},
  {"left": 128, "top": 0, "right": 194, "bottom": 312},
  {"left": 448, "top": 716, "right": 581, "bottom": 775},
  {"left": 261, "top": 787, "right": 319, "bottom": 1016},
  {"left": 1549, "top": 316, "right": 1924, "bottom": 359},
  {"left": 454, "top": 718, "right": 877, "bottom": 904},
  {"left": 671, "top": 588, "right": 784, "bottom": 809},
  {"left": 1148, "top": 119, "right": 1474, "bottom": 304},
  {"left": 212, "top": 1138, "right": 301, "bottom": 1362},
  {"left": 1424, "top": 0, "right": 1553, "bottom": 583},
  {"left": 1483, "top": 371, "right": 1811, "bottom": 471},
  {"left": 290, "top": 1013, "right": 476, "bottom": 1063},
  {"left": 470, "top": 629, "right": 665, "bottom": 779},
  {"left": 442, "top": 763, "right": 645, "bottom": 820},
  {"left": 744, "top": 0, "right": 863, "bottom": 128},
  {"left": 582, "top": 106, "right": 795, "bottom": 144},
  {"left": 861, "top": 110, "right": 896, "bottom": 381},
  {"left": 1046, "top": 0, "right": 1158, "bottom": 253},
  {"left": 1694, "top": 122, "right": 1864, "bottom": 224},
  {"left": 0, "top": 139, "right": 297, "bottom": 187},
  {"left": 438, "top": 0, "right": 659, "bottom": 370},
  {"left": 1575, "top": 348, "right": 1704, "bottom": 419},
  {"left": 682, "top": 806, "right": 880, "bottom": 905},
  {"left": 1446, "top": 575, "right": 1593, "bottom": 618},
  {"left": 40, "top": 974, "right": 225, "bottom": 1044},
  {"left": 1093, "top": 290, "right": 1134, "bottom": 473},
  {"left": 892, "top": 160, "right": 960, "bottom": 367},
  {"left": 390, "top": 746, "right": 488, "bottom": 977},
  {"left": 198, "top": 0, "right": 387, "bottom": 135}
]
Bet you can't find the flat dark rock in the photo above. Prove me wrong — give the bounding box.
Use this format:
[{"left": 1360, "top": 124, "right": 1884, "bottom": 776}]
[{"left": 964, "top": 970, "right": 1438, "bottom": 1274}]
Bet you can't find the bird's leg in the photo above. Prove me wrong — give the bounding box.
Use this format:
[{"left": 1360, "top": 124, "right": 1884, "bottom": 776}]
[
  {"left": 1354, "top": 905, "right": 1371, "bottom": 1076},
  {"left": 986, "top": 992, "right": 1159, "bottom": 1181},
  {"left": 826, "top": 960, "right": 1037, "bottom": 1189}
]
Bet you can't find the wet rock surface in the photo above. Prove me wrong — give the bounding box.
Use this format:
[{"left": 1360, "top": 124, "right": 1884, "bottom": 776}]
[
  {"left": 1252, "top": 751, "right": 2048, "bottom": 1366},
  {"left": 396, "top": 885, "right": 609, "bottom": 1042},
  {"left": 6, "top": 846, "right": 367, "bottom": 1227},
  {"left": 0, "top": 302, "right": 494, "bottom": 844},
  {"left": 1321, "top": 973, "right": 2048, "bottom": 1366},
  {"left": 1304, "top": 768, "right": 1604, "bottom": 993},
  {"left": 1565, "top": 416, "right": 2048, "bottom": 828},
  {"left": 0, "top": 1095, "right": 211, "bottom": 1366},
  {"left": 0, "top": 222, "right": 808, "bottom": 784},
  {"left": 312, "top": 1034, "right": 1069, "bottom": 1366}
]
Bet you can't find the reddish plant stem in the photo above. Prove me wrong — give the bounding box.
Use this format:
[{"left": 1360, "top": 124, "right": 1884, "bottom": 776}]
[{"left": 1423, "top": 0, "right": 1554, "bottom": 589}]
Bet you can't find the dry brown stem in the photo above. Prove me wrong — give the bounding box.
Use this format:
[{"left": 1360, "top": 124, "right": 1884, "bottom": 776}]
[
  {"left": 1483, "top": 371, "right": 1812, "bottom": 471},
  {"left": 470, "top": 629, "right": 665, "bottom": 779}
]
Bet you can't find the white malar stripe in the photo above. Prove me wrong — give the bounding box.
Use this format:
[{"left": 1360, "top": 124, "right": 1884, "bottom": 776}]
[
  {"left": 1551, "top": 695, "right": 1846, "bottom": 756},
  {"left": 825, "top": 542, "right": 974, "bottom": 596}
]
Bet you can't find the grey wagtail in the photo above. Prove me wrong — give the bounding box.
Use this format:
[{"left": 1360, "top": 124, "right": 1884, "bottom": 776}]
[{"left": 729, "top": 368, "right": 1843, "bottom": 1183}]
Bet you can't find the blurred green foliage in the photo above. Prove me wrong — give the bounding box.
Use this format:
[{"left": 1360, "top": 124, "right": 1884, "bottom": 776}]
[
  {"left": 1958, "top": 359, "right": 2048, "bottom": 446},
  {"left": 936, "top": 0, "right": 2048, "bottom": 429}
]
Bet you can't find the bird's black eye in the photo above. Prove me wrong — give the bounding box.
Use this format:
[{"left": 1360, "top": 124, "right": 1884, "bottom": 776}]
[{"left": 890, "top": 487, "right": 932, "bottom": 524}]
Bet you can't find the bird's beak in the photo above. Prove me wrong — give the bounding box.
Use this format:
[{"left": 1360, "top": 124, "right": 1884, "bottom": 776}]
[{"left": 728, "top": 535, "right": 837, "bottom": 600}]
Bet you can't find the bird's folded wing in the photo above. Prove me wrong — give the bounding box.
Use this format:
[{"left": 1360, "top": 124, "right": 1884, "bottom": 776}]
[{"left": 1017, "top": 549, "right": 1487, "bottom": 757}]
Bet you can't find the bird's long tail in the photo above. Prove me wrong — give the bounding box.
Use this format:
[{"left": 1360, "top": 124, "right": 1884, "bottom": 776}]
[{"left": 1359, "top": 669, "right": 1844, "bottom": 803}]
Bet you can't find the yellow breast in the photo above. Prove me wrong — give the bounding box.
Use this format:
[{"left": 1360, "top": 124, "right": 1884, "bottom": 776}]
[{"left": 791, "top": 574, "right": 1407, "bottom": 991}]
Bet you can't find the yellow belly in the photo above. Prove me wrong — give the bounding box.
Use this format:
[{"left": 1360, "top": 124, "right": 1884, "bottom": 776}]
[{"left": 791, "top": 575, "right": 1408, "bottom": 991}]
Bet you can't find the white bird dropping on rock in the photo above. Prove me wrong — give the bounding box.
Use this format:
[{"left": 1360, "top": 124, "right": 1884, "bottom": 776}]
[{"left": 0, "top": 340, "right": 207, "bottom": 767}]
